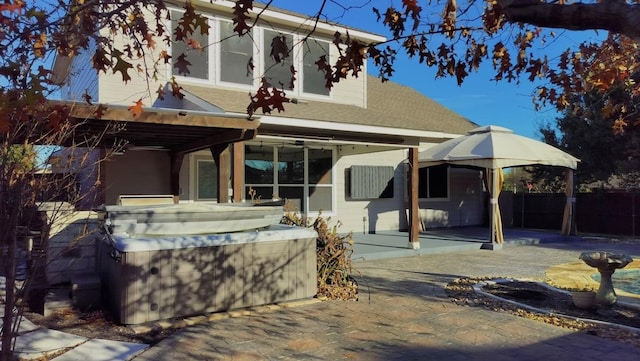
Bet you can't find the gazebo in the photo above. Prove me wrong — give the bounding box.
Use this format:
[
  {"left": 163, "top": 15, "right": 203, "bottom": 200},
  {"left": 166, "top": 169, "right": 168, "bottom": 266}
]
[{"left": 418, "top": 125, "right": 580, "bottom": 249}]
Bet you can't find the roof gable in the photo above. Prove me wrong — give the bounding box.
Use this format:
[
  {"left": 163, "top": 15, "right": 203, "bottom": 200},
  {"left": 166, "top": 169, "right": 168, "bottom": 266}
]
[{"left": 180, "top": 75, "right": 477, "bottom": 135}]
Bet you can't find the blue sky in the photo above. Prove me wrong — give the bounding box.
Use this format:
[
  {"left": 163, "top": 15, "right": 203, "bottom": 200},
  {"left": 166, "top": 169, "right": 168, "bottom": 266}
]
[{"left": 268, "top": 0, "right": 601, "bottom": 139}]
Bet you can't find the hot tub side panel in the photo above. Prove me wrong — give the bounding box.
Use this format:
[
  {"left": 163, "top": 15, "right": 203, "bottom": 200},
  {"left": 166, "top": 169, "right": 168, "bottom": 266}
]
[
  {"left": 100, "top": 232, "right": 317, "bottom": 325},
  {"left": 251, "top": 237, "right": 317, "bottom": 306},
  {"left": 294, "top": 237, "right": 317, "bottom": 300}
]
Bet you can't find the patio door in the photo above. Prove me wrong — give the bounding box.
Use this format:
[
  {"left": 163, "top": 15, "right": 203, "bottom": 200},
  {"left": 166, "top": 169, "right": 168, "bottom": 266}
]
[{"left": 244, "top": 143, "right": 334, "bottom": 214}]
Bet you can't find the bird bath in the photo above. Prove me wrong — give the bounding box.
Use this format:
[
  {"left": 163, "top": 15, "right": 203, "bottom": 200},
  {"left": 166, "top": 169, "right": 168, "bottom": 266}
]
[{"left": 579, "top": 251, "right": 634, "bottom": 307}]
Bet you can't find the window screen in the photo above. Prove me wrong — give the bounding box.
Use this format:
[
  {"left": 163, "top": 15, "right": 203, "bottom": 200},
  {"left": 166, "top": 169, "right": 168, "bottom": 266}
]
[
  {"left": 220, "top": 21, "right": 253, "bottom": 84},
  {"left": 302, "top": 39, "right": 330, "bottom": 95},
  {"left": 171, "top": 10, "right": 209, "bottom": 79},
  {"left": 263, "top": 30, "right": 294, "bottom": 89}
]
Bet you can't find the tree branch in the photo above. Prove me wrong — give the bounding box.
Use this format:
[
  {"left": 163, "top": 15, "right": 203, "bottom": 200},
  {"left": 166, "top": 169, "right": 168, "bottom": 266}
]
[{"left": 497, "top": 0, "right": 640, "bottom": 39}]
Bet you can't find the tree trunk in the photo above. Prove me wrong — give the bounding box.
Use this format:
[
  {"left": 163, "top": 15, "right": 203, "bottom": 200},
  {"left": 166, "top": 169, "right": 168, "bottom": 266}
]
[{"left": 1, "top": 229, "right": 17, "bottom": 361}]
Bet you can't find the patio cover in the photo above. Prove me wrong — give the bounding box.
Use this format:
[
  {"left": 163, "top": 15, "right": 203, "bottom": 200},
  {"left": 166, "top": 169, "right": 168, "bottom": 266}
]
[
  {"left": 47, "top": 100, "right": 259, "bottom": 203},
  {"left": 418, "top": 125, "right": 579, "bottom": 246}
]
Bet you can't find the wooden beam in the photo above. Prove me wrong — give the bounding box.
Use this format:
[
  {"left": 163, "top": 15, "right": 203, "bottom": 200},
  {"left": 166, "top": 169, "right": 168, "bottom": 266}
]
[
  {"left": 408, "top": 147, "right": 420, "bottom": 248},
  {"left": 232, "top": 142, "right": 245, "bottom": 202},
  {"left": 66, "top": 101, "right": 260, "bottom": 130},
  {"left": 172, "top": 129, "right": 255, "bottom": 154}
]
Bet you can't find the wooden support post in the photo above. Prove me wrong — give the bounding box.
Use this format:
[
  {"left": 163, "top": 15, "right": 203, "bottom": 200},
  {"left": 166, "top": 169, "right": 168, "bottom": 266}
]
[
  {"left": 232, "top": 142, "right": 245, "bottom": 203},
  {"left": 210, "top": 144, "right": 231, "bottom": 203},
  {"left": 169, "top": 152, "right": 185, "bottom": 201},
  {"left": 408, "top": 147, "right": 420, "bottom": 249}
]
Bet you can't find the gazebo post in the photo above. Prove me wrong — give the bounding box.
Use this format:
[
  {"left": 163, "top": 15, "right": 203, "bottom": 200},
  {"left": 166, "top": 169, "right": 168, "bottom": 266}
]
[
  {"left": 482, "top": 168, "right": 504, "bottom": 250},
  {"left": 561, "top": 169, "right": 577, "bottom": 236}
]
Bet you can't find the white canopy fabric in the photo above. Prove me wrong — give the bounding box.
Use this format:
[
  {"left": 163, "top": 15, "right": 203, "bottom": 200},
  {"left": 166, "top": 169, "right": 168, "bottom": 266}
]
[
  {"left": 419, "top": 125, "right": 580, "bottom": 245},
  {"left": 419, "top": 125, "right": 579, "bottom": 169}
]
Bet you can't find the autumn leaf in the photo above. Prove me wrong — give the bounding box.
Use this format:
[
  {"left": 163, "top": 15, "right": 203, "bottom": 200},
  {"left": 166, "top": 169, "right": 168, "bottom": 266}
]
[
  {"left": 270, "top": 34, "right": 289, "bottom": 63},
  {"left": 288, "top": 65, "right": 297, "bottom": 90},
  {"left": 194, "top": 13, "right": 210, "bottom": 36},
  {"left": 382, "top": 7, "right": 405, "bottom": 39},
  {"left": 270, "top": 87, "right": 290, "bottom": 113},
  {"left": 83, "top": 91, "right": 93, "bottom": 104},
  {"left": 111, "top": 49, "right": 133, "bottom": 82},
  {"left": 92, "top": 48, "right": 111, "bottom": 74},
  {"left": 247, "top": 78, "right": 290, "bottom": 116},
  {"left": 46, "top": 108, "right": 64, "bottom": 131},
  {"left": 174, "top": 53, "right": 192, "bottom": 75},
  {"left": 455, "top": 61, "right": 468, "bottom": 85},
  {"left": 246, "top": 56, "right": 254, "bottom": 77},
  {"left": 0, "top": 2, "right": 24, "bottom": 13},
  {"left": 156, "top": 84, "right": 165, "bottom": 101},
  {"left": 315, "top": 55, "right": 333, "bottom": 90},
  {"left": 232, "top": 0, "right": 253, "bottom": 36},
  {"left": 170, "top": 77, "right": 184, "bottom": 99},
  {"left": 159, "top": 50, "right": 171, "bottom": 64},
  {"left": 94, "top": 104, "right": 108, "bottom": 119},
  {"left": 143, "top": 32, "right": 156, "bottom": 49},
  {"left": 128, "top": 99, "right": 144, "bottom": 118},
  {"left": 187, "top": 38, "right": 203, "bottom": 51},
  {"left": 33, "top": 33, "right": 47, "bottom": 58}
]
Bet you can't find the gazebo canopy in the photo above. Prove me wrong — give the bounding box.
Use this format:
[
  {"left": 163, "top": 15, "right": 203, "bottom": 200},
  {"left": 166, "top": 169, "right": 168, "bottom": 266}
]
[
  {"left": 418, "top": 125, "right": 580, "bottom": 247},
  {"left": 418, "top": 125, "right": 579, "bottom": 170}
]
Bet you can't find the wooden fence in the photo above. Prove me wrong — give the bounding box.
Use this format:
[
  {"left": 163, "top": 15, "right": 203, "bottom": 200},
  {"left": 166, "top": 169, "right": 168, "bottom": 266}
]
[{"left": 503, "top": 191, "right": 640, "bottom": 236}]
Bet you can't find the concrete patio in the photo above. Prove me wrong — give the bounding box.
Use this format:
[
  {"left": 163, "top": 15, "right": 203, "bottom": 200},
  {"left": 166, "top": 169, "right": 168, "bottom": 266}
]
[{"left": 351, "top": 227, "right": 579, "bottom": 261}]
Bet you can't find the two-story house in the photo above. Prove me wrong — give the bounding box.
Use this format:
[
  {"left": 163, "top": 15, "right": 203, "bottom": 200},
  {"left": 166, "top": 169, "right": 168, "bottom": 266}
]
[{"left": 51, "top": 1, "right": 484, "bottom": 240}]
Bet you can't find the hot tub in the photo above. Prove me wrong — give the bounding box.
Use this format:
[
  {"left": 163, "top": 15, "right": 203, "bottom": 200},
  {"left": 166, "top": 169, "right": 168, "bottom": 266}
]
[
  {"left": 97, "top": 205, "right": 317, "bottom": 325},
  {"left": 100, "top": 202, "right": 285, "bottom": 235}
]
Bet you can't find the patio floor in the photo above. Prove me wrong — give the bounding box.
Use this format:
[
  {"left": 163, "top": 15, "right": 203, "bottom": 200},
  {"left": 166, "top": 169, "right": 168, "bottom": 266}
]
[{"left": 351, "top": 227, "right": 581, "bottom": 261}]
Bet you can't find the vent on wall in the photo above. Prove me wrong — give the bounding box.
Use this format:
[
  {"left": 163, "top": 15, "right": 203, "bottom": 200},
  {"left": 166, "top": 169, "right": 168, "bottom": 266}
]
[{"left": 347, "top": 165, "right": 394, "bottom": 199}]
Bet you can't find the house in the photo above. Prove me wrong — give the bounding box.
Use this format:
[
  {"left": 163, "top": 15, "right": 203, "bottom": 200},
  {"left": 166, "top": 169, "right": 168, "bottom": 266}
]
[{"left": 51, "top": 1, "right": 483, "bottom": 243}]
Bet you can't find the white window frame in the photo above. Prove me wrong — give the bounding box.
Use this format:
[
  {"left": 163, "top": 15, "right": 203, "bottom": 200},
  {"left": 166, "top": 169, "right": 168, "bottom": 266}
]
[
  {"left": 215, "top": 18, "right": 258, "bottom": 90},
  {"left": 190, "top": 156, "right": 218, "bottom": 201},
  {"left": 166, "top": 12, "right": 333, "bottom": 98},
  {"left": 261, "top": 27, "right": 332, "bottom": 99},
  {"left": 243, "top": 143, "right": 336, "bottom": 216},
  {"left": 168, "top": 9, "right": 215, "bottom": 85}
]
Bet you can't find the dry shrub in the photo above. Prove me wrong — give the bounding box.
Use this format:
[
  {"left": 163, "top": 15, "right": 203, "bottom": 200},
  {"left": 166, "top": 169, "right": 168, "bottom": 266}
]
[{"left": 281, "top": 209, "right": 358, "bottom": 301}]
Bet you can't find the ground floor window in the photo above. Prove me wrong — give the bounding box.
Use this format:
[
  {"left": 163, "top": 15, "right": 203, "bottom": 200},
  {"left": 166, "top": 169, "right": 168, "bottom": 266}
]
[
  {"left": 418, "top": 164, "right": 449, "bottom": 199},
  {"left": 196, "top": 159, "right": 217, "bottom": 200},
  {"left": 244, "top": 143, "right": 334, "bottom": 213}
]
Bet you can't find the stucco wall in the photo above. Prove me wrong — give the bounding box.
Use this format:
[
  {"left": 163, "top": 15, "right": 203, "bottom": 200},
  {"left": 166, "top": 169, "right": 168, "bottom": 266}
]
[
  {"left": 43, "top": 204, "right": 100, "bottom": 285},
  {"left": 103, "top": 150, "right": 171, "bottom": 205},
  {"left": 334, "top": 147, "right": 407, "bottom": 234},
  {"left": 333, "top": 146, "right": 485, "bottom": 233},
  {"left": 418, "top": 167, "right": 485, "bottom": 229}
]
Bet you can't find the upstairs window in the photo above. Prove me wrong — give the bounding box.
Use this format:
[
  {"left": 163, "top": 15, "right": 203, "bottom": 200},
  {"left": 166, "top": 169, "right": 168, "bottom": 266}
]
[
  {"left": 302, "top": 39, "right": 330, "bottom": 96},
  {"left": 168, "top": 12, "right": 332, "bottom": 97},
  {"left": 170, "top": 10, "right": 210, "bottom": 80},
  {"left": 263, "top": 30, "right": 294, "bottom": 89},
  {"left": 219, "top": 21, "right": 253, "bottom": 85}
]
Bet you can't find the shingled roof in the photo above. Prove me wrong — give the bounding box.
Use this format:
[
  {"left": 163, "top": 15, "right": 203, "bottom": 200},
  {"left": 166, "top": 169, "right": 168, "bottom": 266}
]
[{"left": 181, "top": 75, "right": 477, "bottom": 136}]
